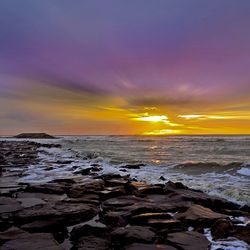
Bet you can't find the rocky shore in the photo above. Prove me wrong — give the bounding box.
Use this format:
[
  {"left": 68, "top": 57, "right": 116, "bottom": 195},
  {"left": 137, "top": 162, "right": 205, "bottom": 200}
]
[{"left": 0, "top": 141, "right": 249, "bottom": 249}]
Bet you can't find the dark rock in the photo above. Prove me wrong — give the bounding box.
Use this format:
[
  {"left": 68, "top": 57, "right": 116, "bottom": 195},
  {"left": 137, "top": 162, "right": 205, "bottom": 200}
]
[
  {"left": 232, "top": 225, "right": 250, "bottom": 244},
  {"left": 124, "top": 243, "right": 177, "bottom": 250},
  {"left": 14, "top": 133, "right": 56, "bottom": 139},
  {"left": 0, "top": 227, "right": 29, "bottom": 242},
  {"left": 24, "top": 183, "right": 68, "bottom": 195},
  {"left": 111, "top": 226, "right": 156, "bottom": 247},
  {"left": 13, "top": 202, "right": 99, "bottom": 226},
  {"left": 159, "top": 176, "right": 166, "bottom": 181},
  {"left": 70, "top": 220, "right": 109, "bottom": 241},
  {"left": 131, "top": 212, "right": 172, "bottom": 225},
  {"left": 20, "top": 219, "right": 62, "bottom": 233},
  {"left": 0, "top": 197, "right": 22, "bottom": 213},
  {"left": 175, "top": 204, "right": 227, "bottom": 226},
  {"left": 148, "top": 219, "right": 182, "bottom": 229},
  {"left": 74, "top": 236, "right": 110, "bottom": 250},
  {"left": 211, "top": 218, "right": 234, "bottom": 239},
  {"left": 166, "top": 231, "right": 211, "bottom": 250},
  {"left": 105, "top": 178, "right": 129, "bottom": 187},
  {"left": 55, "top": 160, "right": 73, "bottom": 165},
  {"left": 121, "top": 163, "right": 145, "bottom": 169},
  {"left": 0, "top": 232, "right": 63, "bottom": 250},
  {"left": 17, "top": 197, "right": 46, "bottom": 208},
  {"left": 102, "top": 211, "right": 130, "bottom": 227},
  {"left": 68, "top": 179, "right": 104, "bottom": 198},
  {"left": 98, "top": 186, "right": 126, "bottom": 200},
  {"left": 127, "top": 182, "right": 164, "bottom": 195},
  {"left": 62, "top": 194, "right": 100, "bottom": 205}
]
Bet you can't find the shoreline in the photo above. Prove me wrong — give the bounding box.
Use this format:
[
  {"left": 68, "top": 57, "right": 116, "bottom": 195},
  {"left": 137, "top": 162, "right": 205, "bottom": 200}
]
[{"left": 0, "top": 141, "right": 249, "bottom": 249}]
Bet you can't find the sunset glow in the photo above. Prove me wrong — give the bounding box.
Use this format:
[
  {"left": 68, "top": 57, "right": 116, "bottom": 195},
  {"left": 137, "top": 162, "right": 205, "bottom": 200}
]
[{"left": 0, "top": 1, "right": 249, "bottom": 135}]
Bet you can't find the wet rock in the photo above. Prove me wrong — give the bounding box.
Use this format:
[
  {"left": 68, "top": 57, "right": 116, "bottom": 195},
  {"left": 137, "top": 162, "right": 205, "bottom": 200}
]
[
  {"left": 127, "top": 182, "right": 164, "bottom": 195},
  {"left": 0, "top": 227, "right": 29, "bottom": 242},
  {"left": 232, "top": 225, "right": 250, "bottom": 244},
  {"left": 20, "top": 219, "right": 62, "bottom": 233},
  {"left": 159, "top": 176, "right": 166, "bottom": 181},
  {"left": 131, "top": 212, "right": 172, "bottom": 225},
  {"left": 105, "top": 178, "right": 129, "bottom": 187},
  {"left": 211, "top": 218, "right": 234, "bottom": 239},
  {"left": 111, "top": 226, "right": 156, "bottom": 247},
  {"left": 175, "top": 204, "right": 227, "bottom": 226},
  {"left": 102, "top": 210, "right": 129, "bottom": 227},
  {"left": 164, "top": 181, "right": 188, "bottom": 191},
  {"left": 55, "top": 160, "right": 73, "bottom": 164},
  {"left": 17, "top": 198, "right": 46, "bottom": 208},
  {"left": 24, "top": 183, "right": 68, "bottom": 195},
  {"left": 0, "top": 232, "right": 63, "bottom": 250},
  {"left": 0, "top": 155, "right": 5, "bottom": 164},
  {"left": 68, "top": 179, "right": 104, "bottom": 198},
  {"left": 124, "top": 243, "right": 177, "bottom": 250},
  {"left": 50, "top": 178, "right": 76, "bottom": 184},
  {"left": 13, "top": 202, "right": 99, "bottom": 226},
  {"left": 62, "top": 194, "right": 100, "bottom": 205},
  {"left": 0, "top": 197, "right": 22, "bottom": 213},
  {"left": 166, "top": 231, "right": 211, "bottom": 250},
  {"left": 16, "top": 192, "right": 66, "bottom": 203},
  {"left": 148, "top": 219, "right": 182, "bottom": 229},
  {"left": 74, "top": 235, "right": 110, "bottom": 250},
  {"left": 98, "top": 186, "right": 126, "bottom": 200},
  {"left": 70, "top": 220, "right": 109, "bottom": 241},
  {"left": 121, "top": 163, "right": 145, "bottom": 169}
]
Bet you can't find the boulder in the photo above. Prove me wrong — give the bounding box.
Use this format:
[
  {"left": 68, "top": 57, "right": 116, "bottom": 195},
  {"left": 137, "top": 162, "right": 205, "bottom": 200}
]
[
  {"left": 111, "top": 226, "right": 156, "bottom": 246},
  {"left": 20, "top": 220, "right": 62, "bottom": 233},
  {"left": 175, "top": 204, "right": 227, "bottom": 226},
  {"left": 211, "top": 218, "right": 234, "bottom": 239},
  {"left": 74, "top": 236, "right": 110, "bottom": 250},
  {"left": 0, "top": 233, "right": 63, "bottom": 250},
  {"left": 70, "top": 220, "right": 109, "bottom": 241},
  {"left": 131, "top": 212, "right": 172, "bottom": 225},
  {"left": 121, "top": 164, "right": 145, "bottom": 169},
  {"left": 13, "top": 202, "right": 99, "bottom": 226},
  {"left": 0, "top": 227, "right": 29, "bottom": 242},
  {"left": 148, "top": 219, "right": 182, "bottom": 229},
  {"left": 232, "top": 225, "right": 250, "bottom": 244},
  {"left": 166, "top": 231, "right": 211, "bottom": 250},
  {"left": 68, "top": 179, "right": 104, "bottom": 198},
  {"left": 0, "top": 197, "right": 22, "bottom": 213},
  {"left": 124, "top": 243, "right": 177, "bottom": 250}
]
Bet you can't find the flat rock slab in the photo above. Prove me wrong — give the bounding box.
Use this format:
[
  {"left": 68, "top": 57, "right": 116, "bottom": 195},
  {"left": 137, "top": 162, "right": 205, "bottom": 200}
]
[
  {"left": 125, "top": 243, "right": 177, "bottom": 250},
  {"left": 13, "top": 202, "right": 99, "bottom": 225},
  {"left": 75, "top": 236, "right": 110, "bottom": 250},
  {"left": 131, "top": 212, "right": 172, "bottom": 225},
  {"left": 166, "top": 231, "right": 211, "bottom": 250},
  {"left": 148, "top": 219, "right": 182, "bottom": 229},
  {"left": 0, "top": 227, "right": 29, "bottom": 241},
  {"left": 111, "top": 226, "right": 156, "bottom": 246},
  {"left": 175, "top": 204, "right": 227, "bottom": 226},
  {"left": 17, "top": 198, "right": 46, "bottom": 208},
  {"left": 0, "top": 197, "right": 22, "bottom": 213},
  {"left": 20, "top": 220, "right": 62, "bottom": 233},
  {"left": 0, "top": 233, "right": 63, "bottom": 250}
]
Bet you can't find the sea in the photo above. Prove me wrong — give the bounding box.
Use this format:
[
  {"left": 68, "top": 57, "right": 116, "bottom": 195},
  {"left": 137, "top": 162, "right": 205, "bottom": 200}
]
[{"left": 14, "top": 135, "right": 250, "bottom": 206}]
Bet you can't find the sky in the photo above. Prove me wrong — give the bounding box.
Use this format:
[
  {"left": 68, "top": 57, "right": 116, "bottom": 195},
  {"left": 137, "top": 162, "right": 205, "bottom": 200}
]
[{"left": 0, "top": 0, "right": 250, "bottom": 135}]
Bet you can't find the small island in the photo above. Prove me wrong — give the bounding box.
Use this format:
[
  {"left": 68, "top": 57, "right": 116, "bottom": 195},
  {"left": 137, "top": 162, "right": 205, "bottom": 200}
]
[{"left": 14, "top": 133, "right": 56, "bottom": 139}]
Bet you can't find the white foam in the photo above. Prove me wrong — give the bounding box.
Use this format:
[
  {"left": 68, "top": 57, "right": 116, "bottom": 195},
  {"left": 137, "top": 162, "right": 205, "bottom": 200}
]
[
  {"left": 237, "top": 167, "right": 250, "bottom": 176},
  {"left": 204, "top": 229, "right": 249, "bottom": 250}
]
